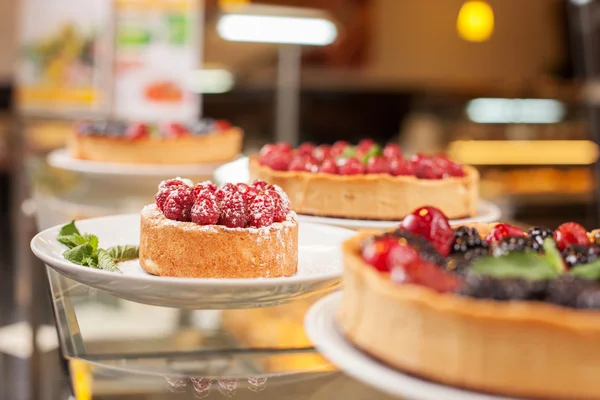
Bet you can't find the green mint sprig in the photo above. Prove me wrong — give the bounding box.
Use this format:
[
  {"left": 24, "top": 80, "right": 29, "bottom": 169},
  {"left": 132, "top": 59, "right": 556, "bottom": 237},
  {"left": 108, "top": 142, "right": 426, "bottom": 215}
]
[{"left": 57, "top": 221, "right": 139, "bottom": 273}]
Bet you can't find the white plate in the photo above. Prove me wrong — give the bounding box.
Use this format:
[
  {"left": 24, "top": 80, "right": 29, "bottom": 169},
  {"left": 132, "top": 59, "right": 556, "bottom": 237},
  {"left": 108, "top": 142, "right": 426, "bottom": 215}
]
[
  {"left": 48, "top": 148, "right": 232, "bottom": 177},
  {"left": 304, "top": 293, "right": 518, "bottom": 400},
  {"left": 31, "top": 214, "right": 355, "bottom": 309},
  {"left": 296, "top": 201, "right": 501, "bottom": 230},
  {"left": 214, "top": 158, "right": 502, "bottom": 229}
]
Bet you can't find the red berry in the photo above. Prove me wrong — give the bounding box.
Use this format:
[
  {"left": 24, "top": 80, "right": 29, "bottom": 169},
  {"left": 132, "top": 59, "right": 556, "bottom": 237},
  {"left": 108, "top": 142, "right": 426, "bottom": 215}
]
[
  {"left": 252, "top": 180, "right": 269, "bottom": 191},
  {"left": 265, "top": 185, "right": 291, "bottom": 222},
  {"left": 162, "top": 186, "right": 194, "bottom": 222},
  {"left": 158, "top": 178, "right": 189, "bottom": 190},
  {"left": 390, "top": 158, "right": 415, "bottom": 176},
  {"left": 383, "top": 143, "right": 402, "bottom": 159},
  {"left": 366, "top": 156, "right": 391, "bottom": 174},
  {"left": 218, "top": 191, "right": 247, "bottom": 228},
  {"left": 126, "top": 122, "right": 149, "bottom": 139},
  {"left": 260, "top": 151, "right": 292, "bottom": 171},
  {"left": 276, "top": 142, "right": 293, "bottom": 153},
  {"left": 387, "top": 241, "right": 419, "bottom": 267},
  {"left": 193, "top": 186, "right": 217, "bottom": 203},
  {"left": 243, "top": 186, "right": 259, "bottom": 203},
  {"left": 191, "top": 197, "right": 220, "bottom": 225},
  {"left": 297, "top": 142, "right": 315, "bottom": 156},
  {"left": 288, "top": 156, "right": 317, "bottom": 172},
  {"left": 330, "top": 140, "right": 350, "bottom": 157},
  {"left": 337, "top": 157, "right": 365, "bottom": 175},
  {"left": 400, "top": 206, "right": 454, "bottom": 256},
  {"left": 236, "top": 183, "right": 249, "bottom": 192},
  {"left": 392, "top": 262, "right": 462, "bottom": 293},
  {"left": 214, "top": 119, "right": 232, "bottom": 131},
  {"left": 485, "top": 223, "right": 525, "bottom": 243},
  {"left": 319, "top": 158, "right": 338, "bottom": 174},
  {"left": 554, "top": 222, "right": 589, "bottom": 251},
  {"left": 312, "top": 145, "right": 332, "bottom": 162},
  {"left": 357, "top": 138, "right": 375, "bottom": 153},
  {"left": 413, "top": 155, "right": 444, "bottom": 180},
  {"left": 247, "top": 192, "right": 275, "bottom": 228},
  {"left": 259, "top": 144, "right": 279, "bottom": 158},
  {"left": 361, "top": 237, "right": 399, "bottom": 272},
  {"left": 164, "top": 122, "right": 188, "bottom": 137},
  {"left": 433, "top": 155, "right": 465, "bottom": 178},
  {"left": 155, "top": 187, "right": 171, "bottom": 211},
  {"left": 196, "top": 180, "right": 217, "bottom": 192}
]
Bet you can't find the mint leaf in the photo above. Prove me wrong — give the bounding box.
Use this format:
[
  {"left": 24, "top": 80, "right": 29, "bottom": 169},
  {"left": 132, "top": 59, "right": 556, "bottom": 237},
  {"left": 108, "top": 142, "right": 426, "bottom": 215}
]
[
  {"left": 81, "top": 251, "right": 99, "bottom": 268},
  {"left": 58, "top": 233, "right": 86, "bottom": 248},
  {"left": 82, "top": 234, "right": 99, "bottom": 251},
  {"left": 571, "top": 260, "right": 600, "bottom": 280},
  {"left": 63, "top": 243, "right": 94, "bottom": 265},
  {"left": 107, "top": 245, "right": 139, "bottom": 262},
  {"left": 97, "top": 249, "right": 120, "bottom": 273},
  {"left": 58, "top": 221, "right": 80, "bottom": 237},
  {"left": 542, "top": 238, "right": 566, "bottom": 273},
  {"left": 57, "top": 221, "right": 82, "bottom": 247},
  {"left": 341, "top": 147, "right": 356, "bottom": 158},
  {"left": 471, "top": 252, "right": 559, "bottom": 281},
  {"left": 361, "top": 144, "right": 382, "bottom": 163}
]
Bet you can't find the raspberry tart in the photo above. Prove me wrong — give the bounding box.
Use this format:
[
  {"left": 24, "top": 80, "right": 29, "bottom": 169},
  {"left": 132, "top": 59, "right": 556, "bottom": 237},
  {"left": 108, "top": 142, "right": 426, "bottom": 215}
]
[
  {"left": 249, "top": 140, "right": 479, "bottom": 220},
  {"left": 340, "top": 207, "right": 600, "bottom": 400},
  {"left": 69, "top": 119, "right": 242, "bottom": 164},
  {"left": 139, "top": 178, "right": 298, "bottom": 278}
]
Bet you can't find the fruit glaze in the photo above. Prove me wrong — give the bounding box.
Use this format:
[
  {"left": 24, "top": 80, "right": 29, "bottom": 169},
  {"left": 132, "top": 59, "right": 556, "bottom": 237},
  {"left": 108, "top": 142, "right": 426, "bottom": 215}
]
[
  {"left": 258, "top": 140, "right": 465, "bottom": 178},
  {"left": 75, "top": 119, "right": 233, "bottom": 139}
]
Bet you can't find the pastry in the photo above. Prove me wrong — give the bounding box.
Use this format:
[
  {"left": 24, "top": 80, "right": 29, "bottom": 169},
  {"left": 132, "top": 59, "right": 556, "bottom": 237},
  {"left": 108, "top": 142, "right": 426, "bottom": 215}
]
[
  {"left": 139, "top": 178, "right": 298, "bottom": 278},
  {"left": 69, "top": 119, "right": 243, "bottom": 164},
  {"left": 339, "top": 206, "right": 600, "bottom": 400},
  {"left": 249, "top": 140, "right": 478, "bottom": 220}
]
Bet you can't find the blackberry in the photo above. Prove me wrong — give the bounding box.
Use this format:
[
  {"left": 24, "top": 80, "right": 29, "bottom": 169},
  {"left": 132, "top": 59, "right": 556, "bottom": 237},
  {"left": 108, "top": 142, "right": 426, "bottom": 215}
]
[
  {"left": 451, "top": 226, "right": 486, "bottom": 254},
  {"left": 576, "top": 287, "right": 600, "bottom": 309},
  {"left": 527, "top": 226, "right": 554, "bottom": 253},
  {"left": 545, "top": 275, "right": 597, "bottom": 308},
  {"left": 561, "top": 244, "right": 600, "bottom": 268},
  {"left": 445, "top": 257, "right": 471, "bottom": 277},
  {"left": 385, "top": 229, "right": 446, "bottom": 267},
  {"left": 492, "top": 236, "right": 531, "bottom": 257},
  {"left": 459, "top": 275, "right": 548, "bottom": 301},
  {"left": 463, "top": 246, "right": 491, "bottom": 261}
]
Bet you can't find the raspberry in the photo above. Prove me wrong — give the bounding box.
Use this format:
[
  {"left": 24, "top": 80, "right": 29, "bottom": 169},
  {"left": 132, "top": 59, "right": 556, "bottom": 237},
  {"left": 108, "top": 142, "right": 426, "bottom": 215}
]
[
  {"left": 288, "top": 155, "right": 318, "bottom": 172},
  {"left": 319, "top": 158, "right": 338, "bottom": 174},
  {"left": 276, "top": 142, "right": 293, "bottom": 153},
  {"left": 252, "top": 180, "right": 269, "bottom": 191},
  {"left": 164, "top": 122, "right": 188, "bottom": 137},
  {"left": 485, "top": 223, "right": 525, "bottom": 243},
  {"left": 158, "top": 178, "right": 192, "bottom": 190},
  {"left": 297, "top": 142, "right": 315, "bottom": 156},
  {"left": 357, "top": 138, "right": 375, "bottom": 153},
  {"left": 162, "top": 186, "right": 194, "bottom": 221},
  {"left": 216, "top": 183, "right": 238, "bottom": 200},
  {"left": 192, "top": 182, "right": 217, "bottom": 202},
  {"left": 261, "top": 151, "right": 292, "bottom": 171},
  {"left": 191, "top": 197, "right": 220, "bottom": 225},
  {"left": 366, "top": 156, "right": 391, "bottom": 174},
  {"left": 259, "top": 144, "right": 279, "bottom": 158},
  {"left": 196, "top": 180, "right": 217, "bottom": 192},
  {"left": 312, "top": 144, "right": 332, "bottom": 162},
  {"left": 126, "top": 122, "right": 149, "bottom": 139},
  {"left": 330, "top": 140, "right": 350, "bottom": 157},
  {"left": 434, "top": 156, "right": 465, "bottom": 178},
  {"left": 247, "top": 192, "right": 275, "bottom": 228},
  {"left": 243, "top": 186, "right": 259, "bottom": 204},
  {"left": 266, "top": 185, "right": 291, "bottom": 222},
  {"left": 236, "top": 183, "right": 249, "bottom": 192},
  {"left": 413, "top": 155, "right": 444, "bottom": 179},
  {"left": 554, "top": 222, "right": 589, "bottom": 251},
  {"left": 218, "top": 191, "right": 247, "bottom": 228},
  {"left": 155, "top": 187, "right": 171, "bottom": 211},
  {"left": 337, "top": 157, "right": 365, "bottom": 175},
  {"left": 390, "top": 158, "right": 415, "bottom": 176},
  {"left": 383, "top": 143, "right": 402, "bottom": 159},
  {"left": 400, "top": 206, "right": 454, "bottom": 256}
]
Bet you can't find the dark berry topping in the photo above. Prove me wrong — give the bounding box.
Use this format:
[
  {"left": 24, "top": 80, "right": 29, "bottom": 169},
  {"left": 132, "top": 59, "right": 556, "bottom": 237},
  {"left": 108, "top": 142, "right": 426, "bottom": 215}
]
[
  {"left": 545, "top": 275, "right": 598, "bottom": 308},
  {"left": 492, "top": 236, "right": 531, "bottom": 257},
  {"left": 459, "top": 275, "right": 548, "bottom": 301},
  {"left": 562, "top": 244, "right": 600, "bottom": 268},
  {"left": 385, "top": 230, "right": 446, "bottom": 267},
  {"left": 451, "top": 226, "right": 486, "bottom": 254}
]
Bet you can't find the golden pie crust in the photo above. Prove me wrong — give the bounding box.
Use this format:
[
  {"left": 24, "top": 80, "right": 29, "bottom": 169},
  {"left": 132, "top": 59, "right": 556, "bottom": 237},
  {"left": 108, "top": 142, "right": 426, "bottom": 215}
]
[
  {"left": 139, "top": 204, "right": 298, "bottom": 278},
  {"left": 68, "top": 127, "right": 243, "bottom": 164},
  {"left": 339, "top": 230, "right": 600, "bottom": 400},
  {"left": 248, "top": 155, "right": 479, "bottom": 220}
]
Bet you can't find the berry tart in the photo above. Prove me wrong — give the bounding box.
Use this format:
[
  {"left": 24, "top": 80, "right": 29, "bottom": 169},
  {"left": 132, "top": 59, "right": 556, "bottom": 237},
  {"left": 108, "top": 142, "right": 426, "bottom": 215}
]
[
  {"left": 249, "top": 140, "right": 479, "bottom": 220},
  {"left": 340, "top": 207, "right": 600, "bottom": 400},
  {"left": 139, "top": 178, "right": 298, "bottom": 278},
  {"left": 68, "top": 119, "right": 242, "bottom": 164}
]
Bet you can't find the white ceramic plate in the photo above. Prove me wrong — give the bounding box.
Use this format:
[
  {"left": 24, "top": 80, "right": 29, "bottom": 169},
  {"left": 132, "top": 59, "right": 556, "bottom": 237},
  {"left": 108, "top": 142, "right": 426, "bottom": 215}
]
[
  {"left": 214, "top": 158, "right": 502, "bottom": 229},
  {"left": 304, "top": 293, "right": 518, "bottom": 400},
  {"left": 31, "top": 214, "right": 354, "bottom": 309},
  {"left": 48, "top": 148, "right": 232, "bottom": 177}
]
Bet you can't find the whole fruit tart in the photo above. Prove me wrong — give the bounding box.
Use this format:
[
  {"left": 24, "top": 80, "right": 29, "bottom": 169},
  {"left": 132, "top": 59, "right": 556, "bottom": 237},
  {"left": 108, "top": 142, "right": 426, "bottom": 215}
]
[
  {"left": 340, "top": 206, "right": 600, "bottom": 400},
  {"left": 68, "top": 119, "right": 242, "bottom": 164},
  {"left": 139, "top": 178, "right": 298, "bottom": 278},
  {"left": 249, "top": 140, "right": 478, "bottom": 220}
]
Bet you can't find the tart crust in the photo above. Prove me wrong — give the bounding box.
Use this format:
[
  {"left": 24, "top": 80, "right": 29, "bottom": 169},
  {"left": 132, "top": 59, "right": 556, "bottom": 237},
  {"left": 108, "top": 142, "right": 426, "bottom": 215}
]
[
  {"left": 68, "top": 127, "right": 243, "bottom": 164},
  {"left": 248, "top": 155, "right": 479, "bottom": 220},
  {"left": 339, "top": 231, "right": 600, "bottom": 400},
  {"left": 139, "top": 204, "right": 298, "bottom": 278}
]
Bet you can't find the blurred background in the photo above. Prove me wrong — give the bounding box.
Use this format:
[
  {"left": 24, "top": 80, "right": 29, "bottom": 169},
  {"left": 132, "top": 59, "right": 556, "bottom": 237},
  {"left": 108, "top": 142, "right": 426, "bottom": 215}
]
[{"left": 2, "top": 0, "right": 600, "bottom": 398}]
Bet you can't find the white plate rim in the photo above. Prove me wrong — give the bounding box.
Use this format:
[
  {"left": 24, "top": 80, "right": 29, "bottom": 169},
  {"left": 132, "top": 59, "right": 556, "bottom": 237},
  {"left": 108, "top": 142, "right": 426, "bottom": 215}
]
[
  {"left": 30, "top": 213, "right": 353, "bottom": 287},
  {"left": 304, "top": 293, "right": 518, "bottom": 400},
  {"left": 47, "top": 148, "right": 235, "bottom": 177}
]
